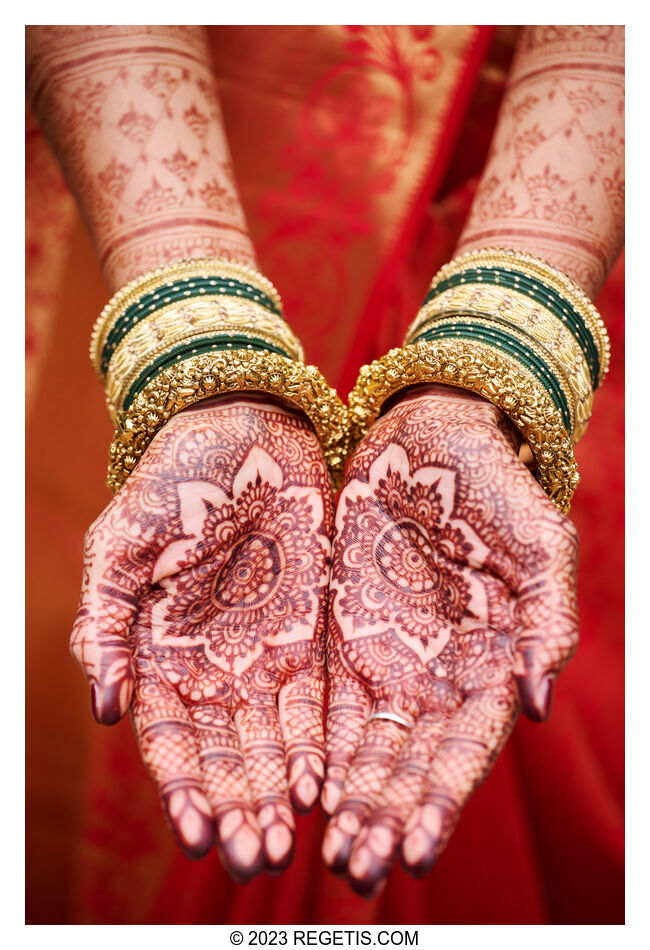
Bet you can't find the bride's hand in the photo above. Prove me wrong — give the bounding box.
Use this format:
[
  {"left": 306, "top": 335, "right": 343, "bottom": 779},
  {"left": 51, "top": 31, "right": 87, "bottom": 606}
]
[
  {"left": 322, "top": 385, "right": 579, "bottom": 896},
  {"left": 70, "top": 395, "right": 333, "bottom": 880}
]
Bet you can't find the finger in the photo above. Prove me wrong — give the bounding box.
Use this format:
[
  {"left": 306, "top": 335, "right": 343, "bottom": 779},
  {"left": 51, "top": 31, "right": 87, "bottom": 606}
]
[
  {"left": 235, "top": 700, "right": 295, "bottom": 873},
  {"left": 401, "top": 680, "right": 519, "bottom": 878},
  {"left": 131, "top": 677, "right": 214, "bottom": 859},
  {"left": 70, "top": 513, "right": 140, "bottom": 725},
  {"left": 321, "top": 674, "right": 371, "bottom": 816},
  {"left": 512, "top": 513, "right": 580, "bottom": 722},
  {"left": 322, "top": 717, "right": 410, "bottom": 876},
  {"left": 279, "top": 667, "right": 326, "bottom": 814},
  {"left": 346, "top": 710, "right": 450, "bottom": 895},
  {"left": 190, "top": 705, "right": 264, "bottom": 883}
]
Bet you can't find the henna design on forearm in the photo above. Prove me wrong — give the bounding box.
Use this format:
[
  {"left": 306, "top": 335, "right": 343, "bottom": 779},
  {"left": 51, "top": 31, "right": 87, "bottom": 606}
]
[
  {"left": 26, "top": 26, "right": 256, "bottom": 291},
  {"left": 323, "top": 386, "right": 578, "bottom": 895},
  {"left": 456, "top": 25, "right": 624, "bottom": 297},
  {"left": 70, "top": 399, "right": 333, "bottom": 877}
]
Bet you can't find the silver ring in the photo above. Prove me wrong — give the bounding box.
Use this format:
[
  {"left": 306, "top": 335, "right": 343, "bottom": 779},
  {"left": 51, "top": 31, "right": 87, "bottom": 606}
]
[{"left": 368, "top": 711, "right": 412, "bottom": 728}]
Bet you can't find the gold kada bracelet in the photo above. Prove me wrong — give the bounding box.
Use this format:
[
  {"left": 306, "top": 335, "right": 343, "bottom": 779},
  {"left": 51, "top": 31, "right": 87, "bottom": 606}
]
[
  {"left": 93, "top": 258, "right": 351, "bottom": 492},
  {"left": 348, "top": 339, "right": 579, "bottom": 513},
  {"left": 108, "top": 350, "right": 351, "bottom": 493}
]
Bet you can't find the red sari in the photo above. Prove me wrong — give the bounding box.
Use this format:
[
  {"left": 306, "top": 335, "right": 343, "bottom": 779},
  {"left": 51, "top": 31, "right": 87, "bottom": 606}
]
[{"left": 26, "top": 25, "right": 624, "bottom": 923}]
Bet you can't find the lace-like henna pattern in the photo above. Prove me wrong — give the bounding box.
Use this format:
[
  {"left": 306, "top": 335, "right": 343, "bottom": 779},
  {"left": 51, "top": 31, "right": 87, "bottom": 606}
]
[
  {"left": 457, "top": 25, "right": 624, "bottom": 297},
  {"left": 26, "top": 26, "right": 256, "bottom": 291},
  {"left": 70, "top": 399, "right": 333, "bottom": 878},
  {"left": 323, "top": 386, "right": 578, "bottom": 895}
]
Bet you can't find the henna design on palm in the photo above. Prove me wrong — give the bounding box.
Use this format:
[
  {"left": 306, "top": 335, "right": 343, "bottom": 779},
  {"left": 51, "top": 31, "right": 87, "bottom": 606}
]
[
  {"left": 322, "top": 384, "right": 578, "bottom": 897},
  {"left": 70, "top": 397, "right": 333, "bottom": 879}
]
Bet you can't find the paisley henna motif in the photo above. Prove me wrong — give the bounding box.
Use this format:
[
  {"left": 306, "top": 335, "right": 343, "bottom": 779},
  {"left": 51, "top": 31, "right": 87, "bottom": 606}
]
[
  {"left": 323, "top": 384, "right": 578, "bottom": 896},
  {"left": 70, "top": 397, "right": 333, "bottom": 878}
]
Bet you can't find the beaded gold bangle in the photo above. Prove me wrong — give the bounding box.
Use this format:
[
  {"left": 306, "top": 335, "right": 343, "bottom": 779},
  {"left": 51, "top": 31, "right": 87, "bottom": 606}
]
[
  {"left": 93, "top": 258, "right": 350, "bottom": 492},
  {"left": 419, "top": 247, "right": 610, "bottom": 386},
  {"left": 91, "top": 257, "right": 285, "bottom": 380},
  {"left": 413, "top": 311, "right": 582, "bottom": 436},
  {"left": 348, "top": 339, "right": 579, "bottom": 513},
  {"left": 104, "top": 295, "right": 304, "bottom": 418},
  {"left": 108, "top": 350, "right": 350, "bottom": 493},
  {"left": 409, "top": 280, "right": 594, "bottom": 440}
]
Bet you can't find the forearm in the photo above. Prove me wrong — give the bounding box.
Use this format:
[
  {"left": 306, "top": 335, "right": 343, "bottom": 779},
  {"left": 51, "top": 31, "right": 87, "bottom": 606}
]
[
  {"left": 26, "top": 25, "right": 256, "bottom": 293},
  {"left": 456, "top": 25, "right": 624, "bottom": 299}
]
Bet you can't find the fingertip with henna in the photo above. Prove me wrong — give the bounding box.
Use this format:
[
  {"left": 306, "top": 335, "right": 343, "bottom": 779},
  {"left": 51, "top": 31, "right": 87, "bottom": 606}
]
[
  {"left": 400, "top": 816, "right": 441, "bottom": 879},
  {"left": 320, "top": 777, "right": 342, "bottom": 816},
  {"left": 90, "top": 680, "right": 130, "bottom": 726},
  {"left": 322, "top": 810, "right": 362, "bottom": 875},
  {"left": 218, "top": 829, "right": 265, "bottom": 883},
  {"left": 263, "top": 838, "right": 295, "bottom": 875},
  {"left": 515, "top": 671, "right": 556, "bottom": 722},
  {"left": 261, "top": 818, "right": 296, "bottom": 873},
  {"left": 222, "top": 852, "right": 265, "bottom": 885},
  {"left": 403, "top": 852, "right": 439, "bottom": 879},
  {"left": 288, "top": 757, "right": 324, "bottom": 814},
  {"left": 346, "top": 822, "right": 398, "bottom": 896},
  {"left": 162, "top": 788, "right": 215, "bottom": 860},
  {"left": 350, "top": 875, "right": 387, "bottom": 901}
]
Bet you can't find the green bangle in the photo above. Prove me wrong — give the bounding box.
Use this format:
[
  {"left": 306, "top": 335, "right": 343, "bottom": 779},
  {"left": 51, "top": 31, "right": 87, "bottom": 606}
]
[
  {"left": 101, "top": 276, "right": 283, "bottom": 378},
  {"left": 123, "top": 335, "right": 293, "bottom": 411},
  {"left": 414, "top": 319, "right": 573, "bottom": 433},
  {"left": 423, "top": 268, "right": 601, "bottom": 388}
]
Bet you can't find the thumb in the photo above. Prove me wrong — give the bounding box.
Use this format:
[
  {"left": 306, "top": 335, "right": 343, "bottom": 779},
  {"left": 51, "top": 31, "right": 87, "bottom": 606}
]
[
  {"left": 512, "top": 514, "right": 580, "bottom": 722},
  {"left": 70, "top": 509, "right": 143, "bottom": 725}
]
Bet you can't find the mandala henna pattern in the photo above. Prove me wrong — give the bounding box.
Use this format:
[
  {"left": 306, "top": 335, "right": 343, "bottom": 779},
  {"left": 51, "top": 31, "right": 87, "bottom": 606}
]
[
  {"left": 323, "top": 385, "right": 578, "bottom": 895},
  {"left": 70, "top": 397, "right": 333, "bottom": 878}
]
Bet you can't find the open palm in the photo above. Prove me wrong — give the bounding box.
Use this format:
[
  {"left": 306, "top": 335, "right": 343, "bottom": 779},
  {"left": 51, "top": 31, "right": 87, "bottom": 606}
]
[
  {"left": 322, "top": 385, "right": 579, "bottom": 896},
  {"left": 71, "top": 396, "right": 333, "bottom": 880}
]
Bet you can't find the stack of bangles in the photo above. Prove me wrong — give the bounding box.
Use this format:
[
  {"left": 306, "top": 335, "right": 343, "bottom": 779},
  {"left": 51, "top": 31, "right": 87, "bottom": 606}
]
[
  {"left": 91, "top": 258, "right": 351, "bottom": 492},
  {"left": 92, "top": 249, "right": 609, "bottom": 513},
  {"left": 349, "top": 248, "right": 610, "bottom": 513}
]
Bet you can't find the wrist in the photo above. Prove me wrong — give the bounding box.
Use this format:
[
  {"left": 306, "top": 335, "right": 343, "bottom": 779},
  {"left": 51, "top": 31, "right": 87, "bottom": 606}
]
[
  {"left": 382, "top": 382, "right": 493, "bottom": 413},
  {"left": 176, "top": 391, "right": 309, "bottom": 422},
  {"left": 381, "top": 387, "right": 531, "bottom": 468},
  {"left": 105, "top": 231, "right": 258, "bottom": 296}
]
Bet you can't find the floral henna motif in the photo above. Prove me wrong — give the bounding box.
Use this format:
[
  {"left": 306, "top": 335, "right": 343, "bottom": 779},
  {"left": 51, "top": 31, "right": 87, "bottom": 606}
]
[
  {"left": 70, "top": 398, "right": 333, "bottom": 877},
  {"left": 337, "top": 466, "right": 478, "bottom": 650},
  {"left": 457, "top": 25, "right": 624, "bottom": 297},
  {"left": 323, "top": 385, "right": 578, "bottom": 895},
  {"left": 26, "top": 26, "right": 256, "bottom": 290}
]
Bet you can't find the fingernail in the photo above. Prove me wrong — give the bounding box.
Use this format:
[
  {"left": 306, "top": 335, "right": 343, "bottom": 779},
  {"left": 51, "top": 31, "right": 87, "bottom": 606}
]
[
  {"left": 90, "top": 683, "right": 99, "bottom": 723},
  {"left": 514, "top": 672, "right": 555, "bottom": 723},
  {"left": 540, "top": 674, "right": 556, "bottom": 721},
  {"left": 90, "top": 681, "right": 124, "bottom": 726},
  {"left": 162, "top": 790, "right": 214, "bottom": 860}
]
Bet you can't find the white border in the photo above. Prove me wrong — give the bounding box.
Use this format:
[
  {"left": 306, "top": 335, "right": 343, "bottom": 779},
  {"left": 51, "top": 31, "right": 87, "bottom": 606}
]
[{"left": 12, "top": 6, "right": 646, "bottom": 945}]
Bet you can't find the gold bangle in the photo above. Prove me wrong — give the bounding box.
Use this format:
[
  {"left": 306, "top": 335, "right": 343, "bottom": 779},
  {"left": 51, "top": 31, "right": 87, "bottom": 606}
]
[
  {"left": 408, "top": 282, "right": 594, "bottom": 440},
  {"left": 348, "top": 339, "right": 579, "bottom": 513},
  {"left": 411, "top": 311, "right": 582, "bottom": 437},
  {"left": 427, "top": 248, "right": 610, "bottom": 383},
  {"left": 105, "top": 295, "right": 303, "bottom": 417},
  {"left": 91, "top": 257, "right": 285, "bottom": 378},
  {"left": 107, "top": 350, "right": 351, "bottom": 494}
]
